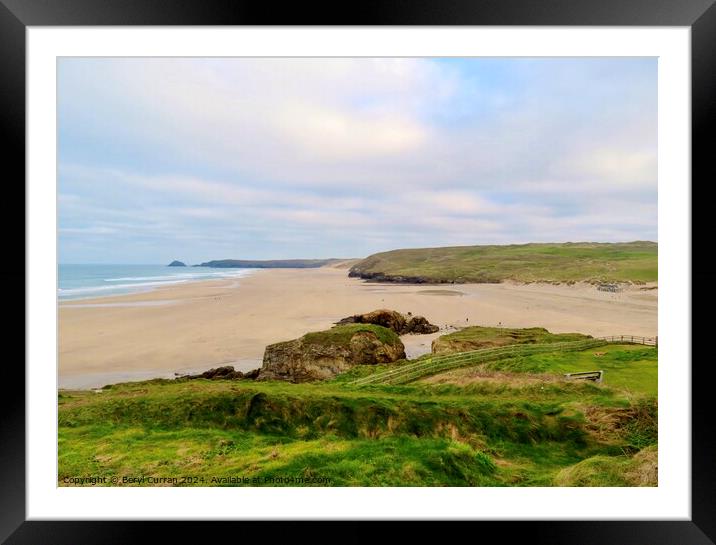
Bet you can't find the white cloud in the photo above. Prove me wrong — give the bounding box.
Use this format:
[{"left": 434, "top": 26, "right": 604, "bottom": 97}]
[
  {"left": 58, "top": 58, "right": 657, "bottom": 262},
  {"left": 555, "top": 148, "right": 657, "bottom": 187},
  {"left": 273, "top": 102, "right": 428, "bottom": 160},
  {"left": 60, "top": 58, "right": 455, "bottom": 182}
]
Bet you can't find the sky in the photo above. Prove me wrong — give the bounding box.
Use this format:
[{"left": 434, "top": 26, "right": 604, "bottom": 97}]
[{"left": 58, "top": 57, "right": 657, "bottom": 264}]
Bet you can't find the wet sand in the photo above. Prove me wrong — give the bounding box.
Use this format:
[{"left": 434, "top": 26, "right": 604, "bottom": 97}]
[{"left": 59, "top": 267, "right": 657, "bottom": 388}]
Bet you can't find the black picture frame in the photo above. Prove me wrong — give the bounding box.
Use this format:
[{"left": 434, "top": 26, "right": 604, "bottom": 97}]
[{"left": 2, "top": 1, "right": 713, "bottom": 543}]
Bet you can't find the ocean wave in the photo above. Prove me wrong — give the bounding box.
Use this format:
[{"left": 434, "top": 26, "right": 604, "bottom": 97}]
[
  {"left": 59, "top": 279, "right": 189, "bottom": 295},
  {"left": 103, "top": 270, "right": 253, "bottom": 282},
  {"left": 59, "top": 269, "right": 256, "bottom": 300}
]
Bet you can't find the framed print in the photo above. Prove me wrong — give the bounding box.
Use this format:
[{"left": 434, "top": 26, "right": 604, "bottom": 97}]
[{"left": 3, "top": 0, "right": 714, "bottom": 543}]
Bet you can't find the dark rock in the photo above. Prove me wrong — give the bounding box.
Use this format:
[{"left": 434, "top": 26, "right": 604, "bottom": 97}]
[
  {"left": 335, "top": 308, "right": 438, "bottom": 335},
  {"left": 348, "top": 269, "right": 500, "bottom": 284},
  {"left": 243, "top": 368, "right": 261, "bottom": 380},
  {"left": 347, "top": 270, "right": 436, "bottom": 284},
  {"left": 405, "top": 315, "right": 440, "bottom": 334},
  {"left": 185, "top": 365, "right": 244, "bottom": 380},
  {"left": 336, "top": 309, "right": 406, "bottom": 333},
  {"left": 168, "top": 260, "right": 187, "bottom": 267}
]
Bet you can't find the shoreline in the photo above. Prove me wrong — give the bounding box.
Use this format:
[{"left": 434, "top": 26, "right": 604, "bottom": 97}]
[
  {"left": 59, "top": 268, "right": 657, "bottom": 390},
  {"left": 58, "top": 270, "right": 257, "bottom": 305}
]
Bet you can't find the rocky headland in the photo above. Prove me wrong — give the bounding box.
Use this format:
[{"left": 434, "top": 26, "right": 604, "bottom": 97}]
[{"left": 335, "top": 308, "right": 439, "bottom": 334}]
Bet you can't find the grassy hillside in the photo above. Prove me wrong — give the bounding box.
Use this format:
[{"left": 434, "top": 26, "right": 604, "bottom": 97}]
[
  {"left": 59, "top": 343, "right": 657, "bottom": 487},
  {"left": 423, "top": 344, "right": 658, "bottom": 398},
  {"left": 348, "top": 241, "right": 657, "bottom": 284}
]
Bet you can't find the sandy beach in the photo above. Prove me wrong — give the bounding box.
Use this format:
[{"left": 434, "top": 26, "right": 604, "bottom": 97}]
[{"left": 59, "top": 266, "right": 657, "bottom": 388}]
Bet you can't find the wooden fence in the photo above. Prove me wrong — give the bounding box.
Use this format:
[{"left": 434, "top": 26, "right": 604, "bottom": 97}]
[{"left": 598, "top": 335, "right": 657, "bottom": 346}]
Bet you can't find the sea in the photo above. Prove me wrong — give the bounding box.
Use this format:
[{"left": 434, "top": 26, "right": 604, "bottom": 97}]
[{"left": 58, "top": 264, "right": 256, "bottom": 301}]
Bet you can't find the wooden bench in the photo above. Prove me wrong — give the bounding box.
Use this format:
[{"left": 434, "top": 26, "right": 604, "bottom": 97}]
[{"left": 564, "top": 370, "right": 603, "bottom": 383}]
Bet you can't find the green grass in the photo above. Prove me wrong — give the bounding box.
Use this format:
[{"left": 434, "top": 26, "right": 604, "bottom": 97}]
[
  {"left": 301, "top": 323, "right": 401, "bottom": 347},
  {"left": 349, "top": 241, "right": 657, "bottom": 284},
  {"left": 59, "top": 324, "right": 655, "bottom": 487},
  {"left": 474, "top": 344, "right": 658, "bottom": 396},
  {"left": 59, "top": 429, "right": 503, "bottom": 486},
  {"left": 60, "top": 380, "right": 595, "bottom": 442},
  {"left": 59, "top": 356, "right": 657, "bottom": 487},
  {"left": 432, "top": 326, "right": 592, "bottom": 355},
  {"left": 554, "top": 445, "right": 657, "bottom": 486}
]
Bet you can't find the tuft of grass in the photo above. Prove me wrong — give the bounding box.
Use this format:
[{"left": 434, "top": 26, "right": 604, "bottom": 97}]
[
  {"left": 60, "top": 381, "right": 592, "bottom": 444},
  {"left": 554, "top": 445, "right": 657, "bottom": 486},
  {"left": 622, "top": 397, "right": 658, "bottom": 449},
  {"left": 301, "top": 324, "right": 401, "bottom": 347},
  {"left": 59, "top": 428, "right": 505, "bottom": 487}
]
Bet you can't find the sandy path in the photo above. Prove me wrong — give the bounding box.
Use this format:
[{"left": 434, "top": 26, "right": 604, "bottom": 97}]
[{"left": 59, "top": 267, "right": 656, "bottom": 388}]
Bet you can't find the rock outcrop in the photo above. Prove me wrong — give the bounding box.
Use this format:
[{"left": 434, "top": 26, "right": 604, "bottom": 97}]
[
  {"left": 336, "top": 309, "right": 439, "bottom": 335},
  {"left": 259, "top": 324, "right": 406, "bottom": 382},
  {"left": 182, "top": 366, "right": 260, "bottom": 380},
  {"left": 168, "top": 260, "right": 187, "bottom": 267},
  {"left": 404, "top": 315, "right": 440, "bottom": 334}
]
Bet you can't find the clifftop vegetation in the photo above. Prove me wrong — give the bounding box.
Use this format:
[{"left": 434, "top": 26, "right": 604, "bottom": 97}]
[{"left": 349, "top": 241, "right": 657, "bottom": 284}]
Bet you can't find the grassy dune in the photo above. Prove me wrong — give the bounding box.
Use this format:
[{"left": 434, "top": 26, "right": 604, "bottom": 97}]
[
  {"left": 431, "top": 326, "right": 592, "bottom": 355},
  {"left": 58, "top": 344, "right": 657, "bottom": 487},
  {"left": 349, "top": 241, "right": 657, "bottom": 284}
]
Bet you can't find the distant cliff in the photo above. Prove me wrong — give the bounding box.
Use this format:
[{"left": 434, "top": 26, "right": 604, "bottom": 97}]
[
  {"left": 168, "top": 260, "right": 187, "bottom": 267},
  {"left": 348, "top": 241, "right": 657, "bottom": 284},
  {"left": 196, "top": 259, "right": 340, "bottom": 268}
]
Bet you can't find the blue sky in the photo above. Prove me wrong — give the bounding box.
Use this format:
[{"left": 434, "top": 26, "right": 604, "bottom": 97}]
[{"left": 58, "top": 57, "right": 657, "bottom": 264}]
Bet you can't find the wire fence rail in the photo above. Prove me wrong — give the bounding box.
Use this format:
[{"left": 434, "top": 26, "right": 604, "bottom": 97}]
[{"left": 347, "top": 335, "right": 657, "bottom": 387}]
